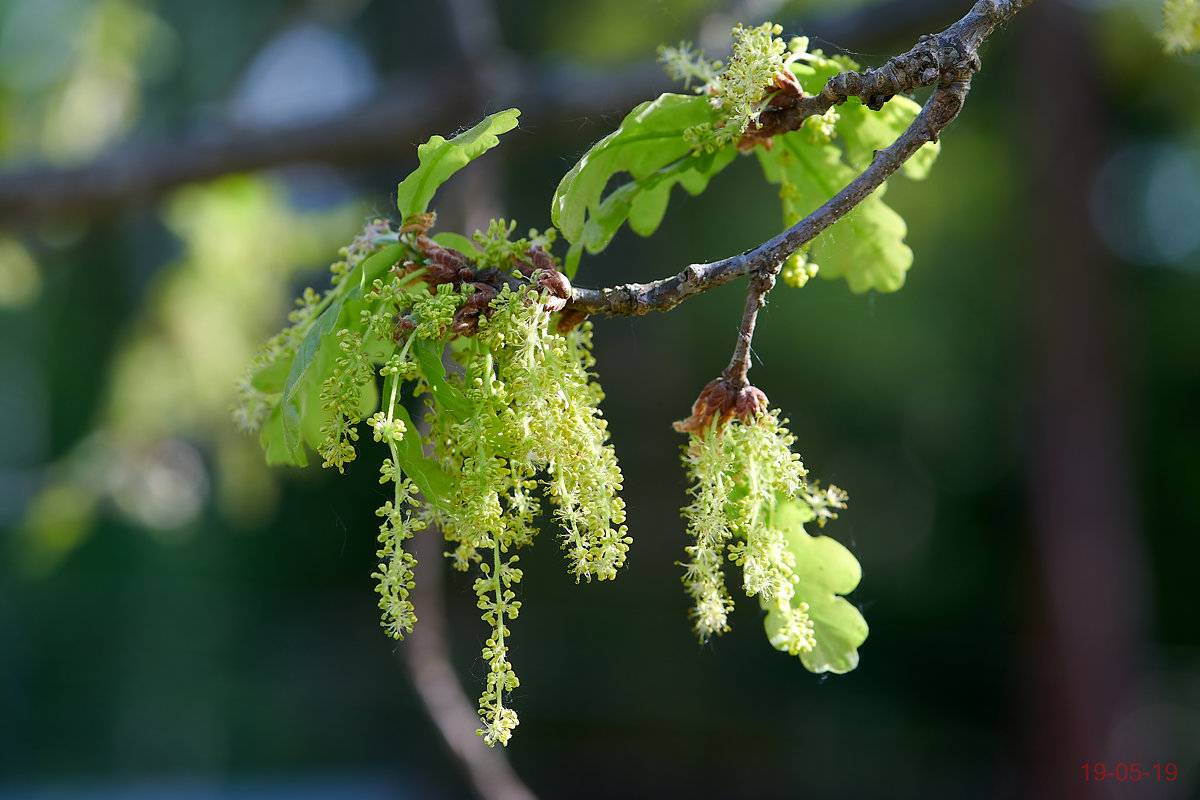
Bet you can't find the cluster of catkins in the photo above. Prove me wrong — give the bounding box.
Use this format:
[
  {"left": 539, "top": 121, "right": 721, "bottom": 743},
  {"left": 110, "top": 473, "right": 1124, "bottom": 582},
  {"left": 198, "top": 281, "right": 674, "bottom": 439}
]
[
  {"left": 320, "top": 216, "right": 629, "bottom": 746},
  {"left": 675, "top": 377, "right": 844, "bottom": 656},
  {"left": 241, "top": 211, "right": 845, "bottom": 748}
]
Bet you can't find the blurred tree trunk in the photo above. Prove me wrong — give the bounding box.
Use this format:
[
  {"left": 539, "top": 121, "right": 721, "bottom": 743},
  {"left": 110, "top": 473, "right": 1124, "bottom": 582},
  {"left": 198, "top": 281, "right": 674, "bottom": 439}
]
[{"left": 1018, "top": 2, "right": 1151, "bottom": 798}]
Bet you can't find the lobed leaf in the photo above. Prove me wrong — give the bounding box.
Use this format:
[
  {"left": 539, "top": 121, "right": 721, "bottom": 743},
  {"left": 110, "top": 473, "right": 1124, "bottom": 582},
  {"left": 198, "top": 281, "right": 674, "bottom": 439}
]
[
  {"left": 396, "top": 109, "right": 521, "bottom": 219},
  {"left": 763, "top": 497, "right": 868, "bottom": 674},
  {"left": 739, "top": 55, "right": 937, "bottom": 292},
  {"left": 812, "top": 192, "right": 911, "bottom": 293},
  {"left": 552, "top": 93, "right": 734, "bottom": 271},
  {"left": 258, "top": 244, "right": 403, "bottom": 466},
  {"left": 835, "top": 95, "right": 940, "bottom": 180},
  {"left": 412, "top": 336, "right": 471, "bottom": 420},
  {"left": 788, "top": 50, "right": 939, "bottom": 177},
  {"left": 278, "top": 295, "right": 352, "bottom": 464},
  {"left": 756, "top": 133, "right": 912, "bottom": 292}
]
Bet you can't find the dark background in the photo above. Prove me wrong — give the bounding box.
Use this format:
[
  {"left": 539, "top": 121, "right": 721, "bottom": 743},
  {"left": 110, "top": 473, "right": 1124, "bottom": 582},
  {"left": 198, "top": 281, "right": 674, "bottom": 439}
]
[{"left": 0, "top": 0, "right": 1197, "bottom": 798}]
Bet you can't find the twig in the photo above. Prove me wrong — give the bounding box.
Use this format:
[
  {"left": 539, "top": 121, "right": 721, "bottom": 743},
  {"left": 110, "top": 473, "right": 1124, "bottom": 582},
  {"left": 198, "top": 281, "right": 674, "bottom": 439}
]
[
  {"left": 567, "top": 0, "right": 1031, "bottom": 318},
  {"left": 722, "top": 272, "right": 775, "bottom": 389}
]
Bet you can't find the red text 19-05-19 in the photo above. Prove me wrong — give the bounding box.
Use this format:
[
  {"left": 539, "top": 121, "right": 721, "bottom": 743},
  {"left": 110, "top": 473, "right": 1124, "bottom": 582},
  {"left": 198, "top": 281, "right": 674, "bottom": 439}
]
[{"left": 1081, "top": 763, "right": 1177, "bottom": 782}]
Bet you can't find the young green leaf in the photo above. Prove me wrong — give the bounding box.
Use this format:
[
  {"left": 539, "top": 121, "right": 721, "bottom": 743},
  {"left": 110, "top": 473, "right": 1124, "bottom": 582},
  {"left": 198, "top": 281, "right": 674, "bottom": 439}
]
[
  {"left": 784, "top": 44, "right": 938, "bottom": 179},
  {"left": 756, "top": 133, "right": 913, "bottom": 293},
  {"left": 835, "top": 95, "right": 940, "bottom": 180},
  {"left": 552, "top": 93, "right": 732, "bottom": 262},
  {"left": 396, "top": 109, "right": 521, "bottom": 219},
  {"left": 279, "top": 296, "right": 352, "bottom": 463},
  {"left": 259, "top": 404, "right": 297, "bottom": 466},
  {"left": 412, "top": 336, "right": 471, "bottom": 420},
  {"left": 358, "top": 242, "right": 406, "bottom": 288},
  {"left": 763, "top": 497, "right": 868, "bottom": 674},
  {"left": 247, "top": 243, "right": 403, "bottom": 398},
  {"left": 432, "top": 231, "right": 483, "bottom": 259},
  {"left": 592, "top": 145, "right": 738, "bottom": 250},
  {"left": 254, "top": 243, "right": 404, "bottom": 465},
  {"left": 248, "top": 357, "right": 291, "bottom": 395},
  {"left": 813, "top": 195, "right": 911, "bottom": 293}
]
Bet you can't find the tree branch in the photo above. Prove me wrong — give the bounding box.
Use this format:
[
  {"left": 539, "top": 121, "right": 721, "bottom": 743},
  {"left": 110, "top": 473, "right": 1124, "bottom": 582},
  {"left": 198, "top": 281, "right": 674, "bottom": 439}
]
[
  {"left": 0, "top": 64, "right": 669, "bottom": 227},
  {"left": 0, "top": 0, "right": 1012, "bottom": 230},
  {"left": 567, "top": 0, "right": 1031, "bottom": 318}
]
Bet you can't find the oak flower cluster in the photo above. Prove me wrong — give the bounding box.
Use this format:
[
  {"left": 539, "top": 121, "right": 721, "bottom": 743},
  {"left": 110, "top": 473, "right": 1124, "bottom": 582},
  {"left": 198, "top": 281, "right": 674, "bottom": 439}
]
[
  {"left": 235, "top": 12, "right": 892, "bottom": 742},
  {"left": 237, "top": 217, "right": 627, "bottom": 747},
  {"left": 659, "top": 23, "right": 838, "bottom": 153},
  {"left": 676, "top": 383, "right": 845, "bottom": 658}
]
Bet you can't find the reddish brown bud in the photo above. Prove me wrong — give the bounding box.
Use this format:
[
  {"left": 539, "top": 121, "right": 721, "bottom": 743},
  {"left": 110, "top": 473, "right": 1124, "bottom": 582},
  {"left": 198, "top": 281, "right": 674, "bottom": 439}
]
[
  {"left": 424, "top": 265, "right": 460, "bottom": 287},
  {"left": 417, "top": 234, "right": 471, "bottom": 272},
  {"left": 734, "top": 384, "right": 769, "bottom": 421},
  {"left": 514, "top": 244, "right": 557, "bottom": 277},
  {"left": 555, "top": 308, "right": 589, "bottom": 334},
  {"left": 525, "top": 245, "right": 556, "bottom": 272},
  {"left": 736, "top": 73, "right": 806, "bottom": 151},
  {"left": 537, "top": 269, "right": 571, "bottom": 313},
  {"left": 449, "top": 283, "right": 498, "bottom": 336},
  {"left": 738, "top": 120, "right": 772, "bottom": 151},
  {"left": 465, "top": 282, "right": 498, "bottom": 307},
  {"left": 673, "top": 379, "right": 770, "bottom": 435},
  {"left": 409, "top": 234, "right": 475, "bottom": 288},
  {"left": 393, "top": 314, "right": 417, "bottom": 342},
  {"left": 673, "top": 379, "right": 736, "bottom": 434},
  {"left": 450, "top": 306, "right": 480, "bottom": 335},
  {"left": 771, "top": 70, "right": 803, "bottom": 100}
]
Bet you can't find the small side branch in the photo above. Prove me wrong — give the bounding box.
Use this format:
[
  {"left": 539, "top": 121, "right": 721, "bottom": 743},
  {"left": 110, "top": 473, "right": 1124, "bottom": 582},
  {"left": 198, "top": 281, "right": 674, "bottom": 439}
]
[{"left": 723, "top": 272, "right": 775, "bottom": 389}]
